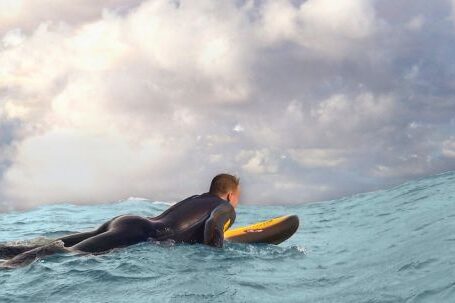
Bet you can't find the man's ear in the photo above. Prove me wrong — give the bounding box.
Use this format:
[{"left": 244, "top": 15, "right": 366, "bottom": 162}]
[{"left": 226, "top": 192, "right": 232, "bottom": 202}]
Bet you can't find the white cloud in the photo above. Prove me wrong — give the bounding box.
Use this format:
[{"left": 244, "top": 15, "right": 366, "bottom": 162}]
[
  {"left": 1, "top": 129, "right": 196, "bottom": 209},
  {"left": 1, "top": 0, "right": 455, "bottom": 210},
  {"left": 259, "top": 0, "right": 377, "bottom": 58},
  {"left": 2, "top": 28, "right": 25, "bottom": 48},
  {"left": 289, "top": 148, "right": 347, "bottom": 168},
  {"left": 233, "top": 124, "right": 245, "bottom": 132},
  {"left": 125, "top": 0, "right": 253, "bottom": 102},
  {"left": 451, "top": 0, "right": 455, "bottom": 23},
  {"left": 310, "top": 93, "right": 396, "bottom": 135},
  {"left": 406, "top": 15, "right": 425, "bottom": 31},
  {"left": 0, "top": 0, "right": 143, "bottom": 35},
  {"left": 259, "top": 0, "right": 298, "bottom": 43},
  {"left": 442, "top": 138, "right": 455, "bottom": 158},
  {"left": 238, "top": 149, "right": 279, "bottom": 174}
]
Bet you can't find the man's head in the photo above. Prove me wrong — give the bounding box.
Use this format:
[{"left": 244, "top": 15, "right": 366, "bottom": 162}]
[{"left": 209, "top": 173, "right": 240, "bottom": 208}]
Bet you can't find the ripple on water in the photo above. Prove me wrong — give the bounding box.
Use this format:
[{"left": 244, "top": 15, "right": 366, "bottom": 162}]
[{"left": 397, "top": 258, "right": 439, "bottom": 272}]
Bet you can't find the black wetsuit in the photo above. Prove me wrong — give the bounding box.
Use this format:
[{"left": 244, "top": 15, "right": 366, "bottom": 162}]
[
  {"left": 1, "top": 193, "right": 236, "bottom": 266},
  {"left": 59, "top": 192, "right": 236, "bottom": 253}
]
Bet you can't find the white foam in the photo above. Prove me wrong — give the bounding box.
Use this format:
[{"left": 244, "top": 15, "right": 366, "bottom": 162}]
[
  {"left": 150, "top": 201, "right": 176, "bottom": 206},
  {"left": 294, "top": 245, "right": 307, "bottom": 254},
  {"left": 126, "top": 197, "right": 150, "bottom": 201},
  {"left": 5, "top": 236, "right": 55, "bottom": 246}
]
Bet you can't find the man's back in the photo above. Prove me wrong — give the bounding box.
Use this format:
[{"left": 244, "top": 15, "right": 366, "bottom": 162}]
[{"left": 150, "top": 193, "right": 236, "bottom": 244}]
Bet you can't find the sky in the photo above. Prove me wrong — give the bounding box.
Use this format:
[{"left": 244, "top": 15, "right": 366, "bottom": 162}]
[{"left": 0, "top": 0, "right": 455, "bottom": 211}]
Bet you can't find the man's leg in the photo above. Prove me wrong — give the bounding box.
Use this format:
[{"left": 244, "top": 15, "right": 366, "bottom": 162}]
[
  {"left": 0, "top": 229, "right": 119, "bottom": 268},
  {"left": 56, "top": 231, "right": 100, "bottom": 247},
  {"left": 0, "top": 231, "right": 99, "bottom": 260},
  {"left": 71, "top": 228, "right": 147, "bottom": 254},
  {"left": 56, "top": 217, "right": 115, "bottom": 247},
  {"left": 1, "top": 240, "right": 69, "bottom": 268},
  {"left": 0, "top": 244, "right": 42, "bottom": 259},
  {"left": 2, "top": 227, "right": 147, "bottom": 267},
  {"left": 0, "top": 217, "right": 115, "bottom": 260}
]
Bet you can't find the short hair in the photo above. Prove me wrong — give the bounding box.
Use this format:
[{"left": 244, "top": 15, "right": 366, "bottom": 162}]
[{"left": 209, "top": 174, "right": 240, "bottom": 196}]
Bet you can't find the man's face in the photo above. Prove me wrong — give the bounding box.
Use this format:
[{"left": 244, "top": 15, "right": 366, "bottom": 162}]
[{"left": 228, "top": 186, "right": 240, "bottom": 208}]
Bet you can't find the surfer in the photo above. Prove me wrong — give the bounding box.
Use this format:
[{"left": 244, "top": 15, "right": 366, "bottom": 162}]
[{"left": 1, "top": 173, "right": 239, "bottom": 267}]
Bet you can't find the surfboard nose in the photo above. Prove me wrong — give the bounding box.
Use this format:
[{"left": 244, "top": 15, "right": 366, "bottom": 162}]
[
  {"left": 267, "top": 214, "right": 300, "bottom": 244},
  {"left": 286, "top": 215, "right": 300, "bottom": 233}
]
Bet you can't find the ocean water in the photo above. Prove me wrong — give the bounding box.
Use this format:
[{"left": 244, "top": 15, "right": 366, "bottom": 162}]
[{"left": 1, "top": 171, "right": 454, "bottom": 303}]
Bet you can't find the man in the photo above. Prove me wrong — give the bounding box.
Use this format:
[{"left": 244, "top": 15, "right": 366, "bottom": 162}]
[{"left": 1, "top": 173, "right": 240, "bottom": 267}]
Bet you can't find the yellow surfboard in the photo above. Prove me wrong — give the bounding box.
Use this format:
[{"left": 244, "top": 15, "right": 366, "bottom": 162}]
[{"left": 224, "top": 215, "right": 299, "bottom": 245}]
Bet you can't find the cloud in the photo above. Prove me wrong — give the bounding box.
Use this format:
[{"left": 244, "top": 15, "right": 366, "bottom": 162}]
[
  {"left": 238, "top": 149, "right": 279, "bottom": 174},
  {"left": 405, "top": 15, "right": 425, "bottom": 31},
  {"left": 0, "top": 0, "right": 144, "bottom": 35},
  {"left": 1, "top": 129, "right": 193, "bottom": 209},
  {"left": 259, "top": 0, "right": 377, "bottom": 58},
  {"left": 288, "top": 148, "right": 347, "bottom": 168},
  {"left": 0, "top": 0, "right": 455, "bottom": 211},
  {"left": 442, "top": 138, "right": 455, "bottom": 158}
]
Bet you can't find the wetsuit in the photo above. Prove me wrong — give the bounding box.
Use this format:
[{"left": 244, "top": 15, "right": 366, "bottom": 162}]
[
  {"left": 62, "top": 192, "right": 236, "bottom": 253},
  {"left": 1, "top": 193, "right": 236, "bottom": 265}
]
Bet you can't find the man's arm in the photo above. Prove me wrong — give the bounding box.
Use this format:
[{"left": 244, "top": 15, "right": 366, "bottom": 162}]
[{"left": 203, "top": 203, "right": 236, "bottom": 248}]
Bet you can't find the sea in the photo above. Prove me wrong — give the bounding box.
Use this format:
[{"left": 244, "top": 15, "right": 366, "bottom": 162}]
[{"left": 0, "top": 171, "right": 454, "bottom": 302}]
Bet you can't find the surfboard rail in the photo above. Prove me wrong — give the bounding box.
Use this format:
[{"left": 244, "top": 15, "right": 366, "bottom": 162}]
[{"left": 224, "top": 215, "right": 299, "bottom": 245}]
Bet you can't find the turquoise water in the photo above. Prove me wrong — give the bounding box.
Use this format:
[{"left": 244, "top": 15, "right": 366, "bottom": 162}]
[{"left": 1, "top": 171, "right": 455, "bottom": 302}]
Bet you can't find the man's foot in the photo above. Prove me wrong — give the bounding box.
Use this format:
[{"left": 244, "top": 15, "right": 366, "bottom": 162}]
[
  {"left": 1, "top": 240, "right": 69, "bottom": 268},
  {"left": 0, "top": 244, "right": 41, "bottom": 259}
]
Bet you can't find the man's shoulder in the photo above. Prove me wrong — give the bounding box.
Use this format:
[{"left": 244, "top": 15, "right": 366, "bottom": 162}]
[
  {"left": 176, "top": 193, "right": 232, "bottom": 211},
  {"left": 180, "top": 192, "right": 222, "bottom": 203}
]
